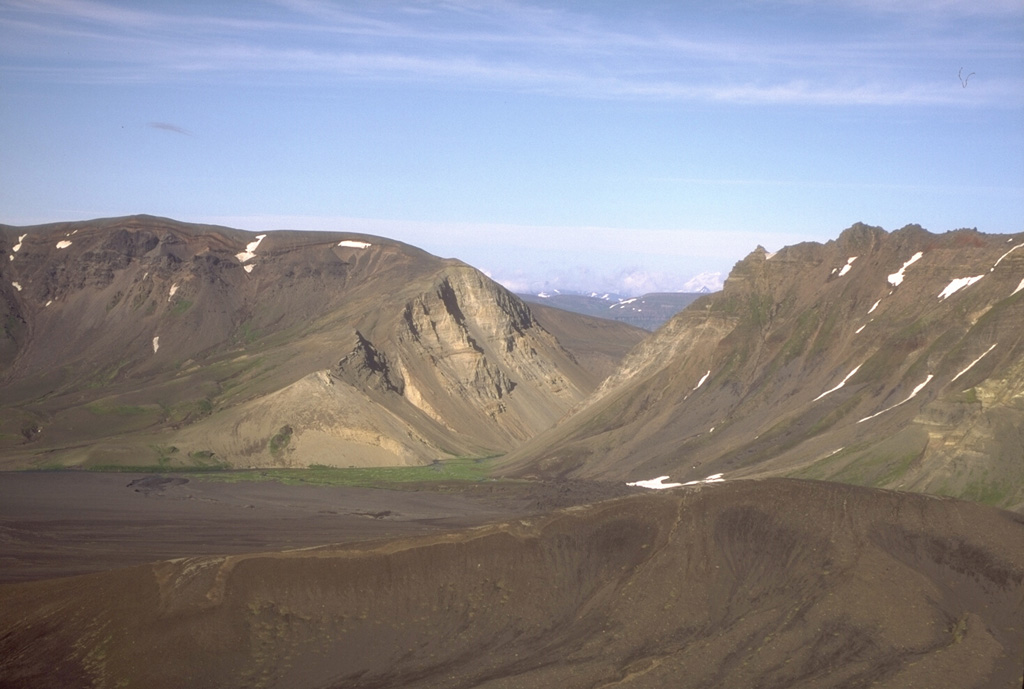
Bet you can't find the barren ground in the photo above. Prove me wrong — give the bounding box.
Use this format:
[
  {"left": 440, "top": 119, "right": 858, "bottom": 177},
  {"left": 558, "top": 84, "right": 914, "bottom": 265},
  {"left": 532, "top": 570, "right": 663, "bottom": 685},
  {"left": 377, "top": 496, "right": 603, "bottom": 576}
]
[
  {"left": 1, "top": 475, "right": 1022, "bottom": 688},
  {"left": 0, "top": 471, "right": 631, "bottom": 583}
]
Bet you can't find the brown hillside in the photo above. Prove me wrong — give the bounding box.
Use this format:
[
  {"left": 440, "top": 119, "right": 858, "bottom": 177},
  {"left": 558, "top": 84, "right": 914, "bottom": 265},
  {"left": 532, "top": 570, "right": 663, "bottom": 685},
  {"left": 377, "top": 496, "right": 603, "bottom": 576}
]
[
  {"left": 1, "top": 479, "right": 1020, "bottom": 688},
  {"left": 499, "top": 224, "right": 1024, "bottom": 511},
  {"left": 0, "top": 216, "right": 644, "bottom": 469}
]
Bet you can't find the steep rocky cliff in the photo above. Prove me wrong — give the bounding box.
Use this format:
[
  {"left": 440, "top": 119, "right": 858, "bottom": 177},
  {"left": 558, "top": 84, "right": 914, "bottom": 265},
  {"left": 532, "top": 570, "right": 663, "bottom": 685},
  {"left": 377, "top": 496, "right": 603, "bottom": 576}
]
[
  {"left": 500, "top": 224, "right": 1024, "bottom": 511},
  {"left": 0, "top": 216, "right": 644, "bottom": 468}
]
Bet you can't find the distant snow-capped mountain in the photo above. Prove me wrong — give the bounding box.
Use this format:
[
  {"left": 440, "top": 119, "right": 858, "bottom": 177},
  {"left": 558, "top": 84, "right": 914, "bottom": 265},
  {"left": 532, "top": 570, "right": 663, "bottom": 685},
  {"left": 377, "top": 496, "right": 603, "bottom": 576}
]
[{"left": 519, "top": 290, "right": 706, "bottom": 331}]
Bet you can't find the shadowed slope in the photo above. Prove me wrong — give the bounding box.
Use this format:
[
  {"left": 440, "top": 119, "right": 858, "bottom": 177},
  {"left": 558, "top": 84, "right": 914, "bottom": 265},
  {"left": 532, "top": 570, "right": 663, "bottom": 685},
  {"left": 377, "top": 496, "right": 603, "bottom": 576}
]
[{"left": 1, "top": 479, "right": 1021, "bottom": 688}]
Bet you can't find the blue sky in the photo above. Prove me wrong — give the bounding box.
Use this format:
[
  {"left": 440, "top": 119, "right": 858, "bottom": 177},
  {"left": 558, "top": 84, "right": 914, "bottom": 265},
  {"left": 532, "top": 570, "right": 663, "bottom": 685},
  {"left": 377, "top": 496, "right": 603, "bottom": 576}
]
[{"left": 2, "top": 0, "right": 1022, "bottom": 295}]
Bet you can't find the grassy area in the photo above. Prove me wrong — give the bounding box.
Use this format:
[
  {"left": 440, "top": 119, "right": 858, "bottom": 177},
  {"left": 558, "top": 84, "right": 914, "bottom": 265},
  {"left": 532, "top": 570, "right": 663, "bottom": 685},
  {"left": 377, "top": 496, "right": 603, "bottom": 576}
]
[
  {"left": 84, "top": 456, "right": 501, "bottom": 488},
  {"left": 169, "top": 299, "right": 193, "bottom": 315},
  {"left": 190, "top": 458, "right": 499, "bottom": 487}
]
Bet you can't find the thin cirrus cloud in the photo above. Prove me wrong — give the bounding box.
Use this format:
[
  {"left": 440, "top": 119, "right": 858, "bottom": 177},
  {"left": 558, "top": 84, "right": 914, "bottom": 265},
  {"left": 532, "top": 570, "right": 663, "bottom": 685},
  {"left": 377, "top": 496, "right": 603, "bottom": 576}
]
[{"left": 1, "top": 0, "right": 1018, "bottom": 107}]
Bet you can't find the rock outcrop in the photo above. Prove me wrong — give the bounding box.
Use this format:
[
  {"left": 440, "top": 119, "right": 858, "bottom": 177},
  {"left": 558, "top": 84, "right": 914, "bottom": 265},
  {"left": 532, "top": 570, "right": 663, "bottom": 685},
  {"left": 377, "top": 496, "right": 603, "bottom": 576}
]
[{"left": 0, "top": 216, "right": 645, "bottom": 468}]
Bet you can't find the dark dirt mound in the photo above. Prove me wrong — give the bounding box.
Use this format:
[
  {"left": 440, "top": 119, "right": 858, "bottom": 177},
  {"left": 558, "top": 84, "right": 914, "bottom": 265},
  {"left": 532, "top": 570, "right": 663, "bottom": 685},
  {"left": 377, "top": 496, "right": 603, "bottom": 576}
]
[
  {"left": 1, "top": 478, "right": 1020, "bottom": 688},
  {"left": 126, "top": 475, "right": 190, "bottom": 495}
]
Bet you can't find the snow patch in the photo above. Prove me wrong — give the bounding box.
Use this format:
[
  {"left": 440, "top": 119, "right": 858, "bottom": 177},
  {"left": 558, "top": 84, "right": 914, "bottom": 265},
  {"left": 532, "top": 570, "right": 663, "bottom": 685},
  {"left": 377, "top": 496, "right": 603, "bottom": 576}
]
[
  {"left": 855, "top": 324, "right": 866, "bottom": 334},
  {"left": 682, "top": 271, "right": 724, "bottom": 292},
  {"left": 857, "top": 374, "right": 934, "bottom": 423},
  {"left": 694, "top": 370, "right": 711, "bottom": 391},
  {"left": 338, "top": 239, "right": 372, "bottom": 249},
  {"left": 11, "top": 234, "right": 26, "bottom": 254},
  {"left": 55, "top": 240, "right": 72, "bottom": 249},
  {"left": 681, "top": 473, "right": 725, "bottom": 486},
  {"left": 837, "top": 256, "right": 858, "bottom": 277},
  {"left": 168, "top": 283, "right": 178, "bottom": 301},
  {"left": 45, "top": 300, "right": 51, "bottom": 307},
  {"left": 1013, "top": 278, "right": 1024, "bottom": 297},
  {"left": 244, "top": 264, "right": 254, "bottom": 273},
  {"left": 627, "top": 476, "right": 683, "bottom": 490},
  {"left": 993, "top": 243, "right": 1022, "bottom": 269},
  {"left": 12, "top": 281, "right": 22, "bottom": 291},
  {"left": 152, "top": 336, "right": 160, "bottom": 353},
  {"left": 868, "top": 300, "right": 880, "bottom": 314},
  {"left": 537, "top": 292, "right": 551, "bottom": 298},
  {"left": 813, "top": 364, "right": 862, "bottom": 401},
  {"left": 887, "top": 251, "right": 923, "bottom": 287},
  {"left": 235, "top": 234, "right": 266, "bottom": 263},
  {"left": 938, "top": 275, "right": 984, "bottom": 300},
  {"left": 951, "top": 344, "right": 997, "bottom": 382}
]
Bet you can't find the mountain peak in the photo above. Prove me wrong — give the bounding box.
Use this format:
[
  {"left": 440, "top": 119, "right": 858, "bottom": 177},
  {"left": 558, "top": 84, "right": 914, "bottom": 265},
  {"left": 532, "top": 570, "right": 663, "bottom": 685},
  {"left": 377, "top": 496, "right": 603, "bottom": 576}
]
[
  {"left": 499, "top": 224, "right": 1024, "bottom": 511},
  {"left": 0, "top": 216, "right": 645, "bottom": 469}
]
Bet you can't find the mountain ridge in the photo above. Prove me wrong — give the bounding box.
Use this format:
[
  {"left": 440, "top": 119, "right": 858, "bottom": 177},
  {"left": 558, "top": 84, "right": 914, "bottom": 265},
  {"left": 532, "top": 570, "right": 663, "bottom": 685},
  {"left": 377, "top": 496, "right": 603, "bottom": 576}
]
[
  {"left": 499, "top": 223, "right": 1024, "bottom": 511},
  {"left": 1, "top": 215, "right": 645, "bottom": 469}
]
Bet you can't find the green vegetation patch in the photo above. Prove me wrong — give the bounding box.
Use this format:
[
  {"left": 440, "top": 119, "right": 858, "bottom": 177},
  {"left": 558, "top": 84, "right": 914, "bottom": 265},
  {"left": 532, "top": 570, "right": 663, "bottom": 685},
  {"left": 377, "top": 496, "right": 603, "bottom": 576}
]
[
  {"left": 235, "top": 320, "right": 261, "bottom": 345},
  {"left": 269, "top": 425, "right": 293, "bottom": 456},
  {"left": 958, "top": 475, "right": 1013, "bottom": 507},
  {"left": 83, "top": 359, "right": 130, "bottom": 388},
  {"left": 186, "top": 457, "right": 500, "bottom": 488},
  {"left": 827, "top": 427, "right": 928, "bottom": 487},
  {"left": 162, "top": 397, "right": 215, "bottom": 426},
  {"left": 86, "top": 403, "right": 154, "bottom": 416},
  {"left": 778, "top": 309, "right": 818, "bottom": 364},
  {"left": 82, "top": 456, "right": 501, "bottom": 486},
  {"left": 169, "top": 299, "right": 193, "bottom": 315},
  {"left": 808, "top": 307, "right": 841, "bottom": 359}
]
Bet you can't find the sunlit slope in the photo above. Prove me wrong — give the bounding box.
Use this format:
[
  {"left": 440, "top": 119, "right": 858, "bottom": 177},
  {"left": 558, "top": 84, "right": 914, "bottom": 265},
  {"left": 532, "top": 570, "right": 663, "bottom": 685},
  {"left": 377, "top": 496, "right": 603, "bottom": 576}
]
[
  {"left": 1, "top": 479, "right": 1020, "bottom": 688},
  {"left": 500, "top": 224, "right": 1024, "bottom": 510},
  {"left": 0, "top": 216, "right": 644, "bottom": 469}
]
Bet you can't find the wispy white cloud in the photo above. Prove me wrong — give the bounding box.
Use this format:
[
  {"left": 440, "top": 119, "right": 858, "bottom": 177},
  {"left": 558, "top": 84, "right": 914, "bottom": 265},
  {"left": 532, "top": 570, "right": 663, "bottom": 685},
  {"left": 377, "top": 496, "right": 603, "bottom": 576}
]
[
  {"left": 780, "top": 0, "right": 1024, "bottom": 17},
  {"left": 2, "top": 0, "right": 1020, "bottom": 106}
]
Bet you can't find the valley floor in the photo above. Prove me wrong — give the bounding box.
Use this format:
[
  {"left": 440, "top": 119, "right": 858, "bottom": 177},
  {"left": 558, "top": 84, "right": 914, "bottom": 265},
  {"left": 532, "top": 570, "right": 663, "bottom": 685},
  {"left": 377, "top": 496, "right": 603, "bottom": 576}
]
[
  {"left": 0, "top": 471, "right": 631, "bottom": 583},
  {"left": 1, "top": 474, "right": 1021, "bottom": 689}
]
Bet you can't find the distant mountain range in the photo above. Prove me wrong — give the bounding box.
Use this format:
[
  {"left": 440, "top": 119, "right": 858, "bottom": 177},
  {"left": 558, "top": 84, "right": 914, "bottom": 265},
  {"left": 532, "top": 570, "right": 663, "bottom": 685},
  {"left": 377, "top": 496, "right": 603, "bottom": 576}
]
[{"left": 518, "top": 290, "right": 706, "bottom": 330}]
